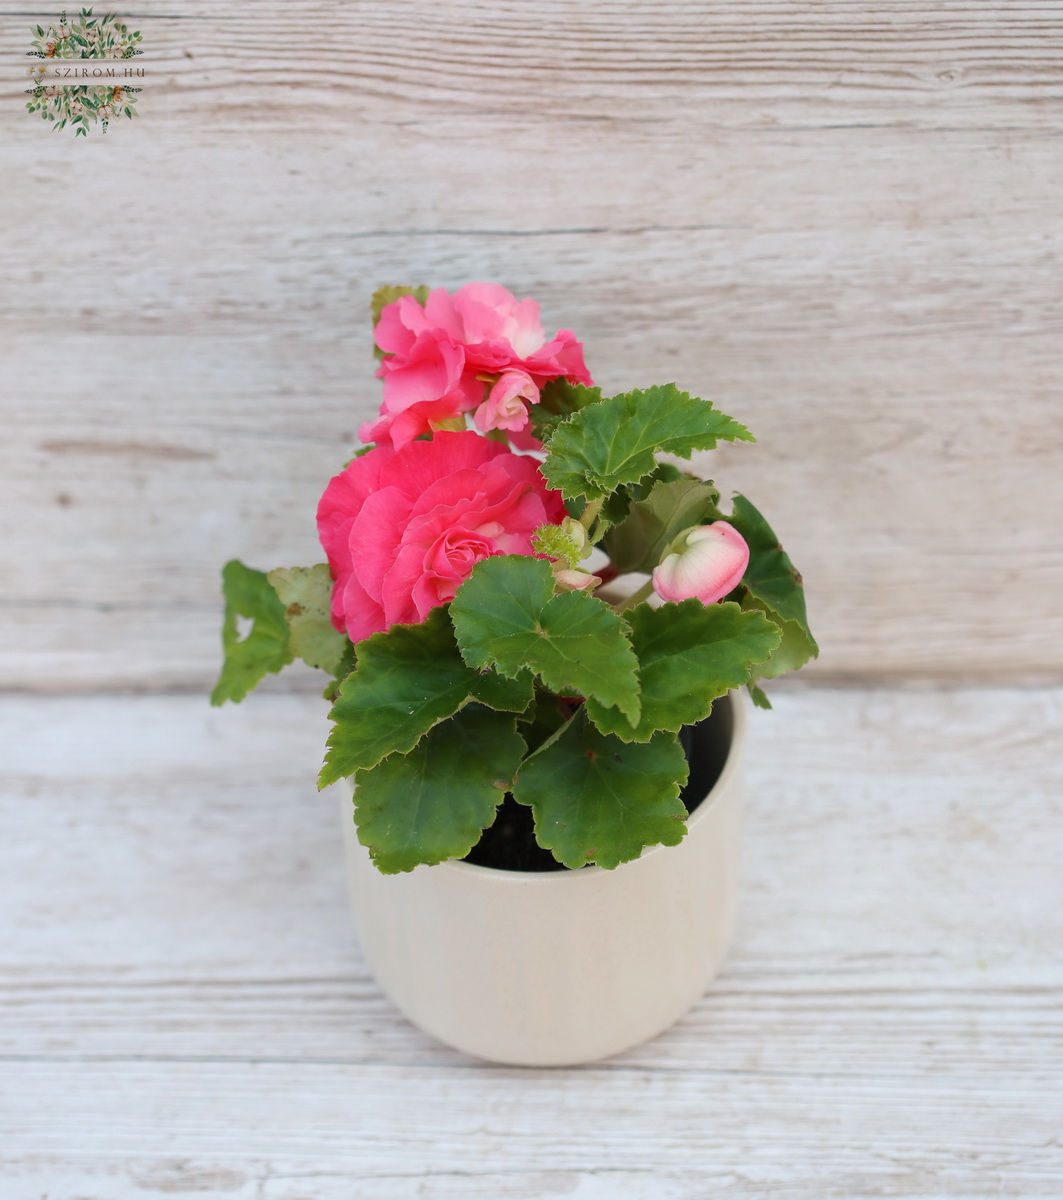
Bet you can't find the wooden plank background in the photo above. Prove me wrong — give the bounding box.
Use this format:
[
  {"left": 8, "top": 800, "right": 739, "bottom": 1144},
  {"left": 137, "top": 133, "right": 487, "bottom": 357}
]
[
  {"left": 3, "top": 687, "right": 1061, "bottom": 1195},
  {"left": 1, "top": 1, "right": 1061, "bottom": 689},
  {"left": 4, "top": 10, "right": 1063, "bottom": 1194}
]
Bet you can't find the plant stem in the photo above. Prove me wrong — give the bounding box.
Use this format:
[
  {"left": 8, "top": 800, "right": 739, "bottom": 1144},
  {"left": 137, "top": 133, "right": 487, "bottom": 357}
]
[
  {"left": 579, "top": 496, "right": 604, "bottom": 534},
  {"left": 615, "top": 578, "right": 655, "bottom": 612}
]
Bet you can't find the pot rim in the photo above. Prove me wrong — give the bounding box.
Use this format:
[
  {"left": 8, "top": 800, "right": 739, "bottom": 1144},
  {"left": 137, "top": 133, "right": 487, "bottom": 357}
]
[{"left": 404, "top": 688, "right": 748, "bottom": 884}]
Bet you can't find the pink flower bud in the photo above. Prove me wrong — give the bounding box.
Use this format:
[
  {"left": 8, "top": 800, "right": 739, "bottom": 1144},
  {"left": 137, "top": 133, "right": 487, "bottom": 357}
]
[
  {"left": 553, "top": 568, "right": 602, "bottom": 593},
  {"left": 473, "top": 369, "right": 538, "bottom": 434},
  {"left": 651, "top": 522, "right": 749, "bottom": 606}
]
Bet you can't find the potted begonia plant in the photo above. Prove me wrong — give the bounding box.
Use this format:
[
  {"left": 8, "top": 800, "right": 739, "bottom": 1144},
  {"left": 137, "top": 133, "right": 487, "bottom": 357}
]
[{"left": 212, "top": 283, "right": 817, "bottom": 1065}]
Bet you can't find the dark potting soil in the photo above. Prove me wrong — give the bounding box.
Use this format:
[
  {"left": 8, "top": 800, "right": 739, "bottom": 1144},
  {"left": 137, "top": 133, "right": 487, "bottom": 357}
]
[{"left": 461, "top": 698, "right": 734, "bottom": 873}]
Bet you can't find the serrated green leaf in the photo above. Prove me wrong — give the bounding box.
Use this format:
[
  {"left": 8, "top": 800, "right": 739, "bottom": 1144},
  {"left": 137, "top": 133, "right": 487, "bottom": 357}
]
[
  {"left": 538, "top": 378, "right": 604, "bottom": 418},
  {"left": 267, "top": 564, "right": 348, "bottom": 675},
  {"left": 747, "top": 681, "right": 772, "bottom": 709},
  {"left": 352, "top": 705, "right": 526, "bottom": 873},
  {"left": 530, "top": 378, "right": 604, "bottom": 441},
  {"left": 318, "top": 607, "right": 532, "bottom": 787},
  {"left": 602, "top": 477, "right": 720, "bottom": 574},
  {"left": 322, "top": 640, "right": 357, "bottom": 703},
  {"left": 729, "top": 494, "right": 812, "bottom": 626},
  {"left": 516, "top": 688, "right": 571, "bottom": 755},
  {"left": 472, "top": 664, "right": 535, "bottom": 710},
  {"left": 727, "top": 493, "right": 818, "bottom": 682},
  {"left": 210, "top": 560, "right": 293, "bottom": 705},
  {"left": 739, "top": 596, "right": 818, "bottom": 681},
  {"left": 513, "top": 711, "right": 688, "bottom": 869},
  {"left": 586, "top": 599, "right": 780, "bottom": 740},
  {"left": 542, "top": 384, "right": 754, "bottom": 501},
  {"left": 598, "top": 463, "right": 685, "bottom": 531},
  {"left": 450, "top": 555, "right": 641, "bottom": 724}
]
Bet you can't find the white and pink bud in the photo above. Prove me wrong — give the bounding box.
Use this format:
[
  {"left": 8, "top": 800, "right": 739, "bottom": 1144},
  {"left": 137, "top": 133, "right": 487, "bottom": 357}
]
[
  {"left": 473, "top": 369, "right": 538, "bottom": 434},
  {"left": 651, "top": 521, "right": 749, "bottom": 606},
  {"left": 553, "top": 567, "right": 602, "bottom": 593}
]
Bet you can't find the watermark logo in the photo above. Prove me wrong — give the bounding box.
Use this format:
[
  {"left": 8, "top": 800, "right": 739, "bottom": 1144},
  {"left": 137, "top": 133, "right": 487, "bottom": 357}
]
[{"left": 26, "top": 8, "right": 144, "bottom": 136}]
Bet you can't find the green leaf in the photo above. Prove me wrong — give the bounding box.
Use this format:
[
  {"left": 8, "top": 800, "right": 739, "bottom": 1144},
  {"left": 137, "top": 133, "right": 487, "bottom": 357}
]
[
  {"left": 602, "top": 477, "right": 720, "bottom": 574},
  {"left": 516, "top": 688, "right": 571, "bottom": 756},
  {"left": 529, "top": 378, "right": 604, "bottom": 441},
  {"left": 450, "top": 555, "right": 641, "bottom": 724},
  {"left": 352, "top": 705, "right": 526, "bottom": 873},
  {"left": 596, "top": 463, "right": 685, "bottom": 532},
  {"left": 322, "top": 641, "right": 356, "bottom": 703},
  {"left": 266, "top": 564, "right": 348, "bottom": 675},
  {"left": 318, "top": 606, "right": 531, "bottom": 787},
  {"left": 210, "top": 560, "right": 293, "bottom": 705},
  {"left": 727, "top": 493, "right": 818, "bottom": 680},
  {"left": 729, "top": 494, "right": 811, "bottom": 626},
  {"left": 586, "top": 600, "right": 780, "bottom": 740},
  {"left": 542, "top": 384, "right": 754, "bottom": 501},
  {"left": 747, "top": 681, "right": 773, "bottom": 709},
  {"left": 537, "top": 378, "right": 604, "bottom": 418},
  {"left": 472, "top": 664, "right": 535, "bottom": 711},
  {"left": 740, "top": 597, "right": 818, "bottom": 681},
  {"left": 513, "top": 711, "right": 689, "bottom": 869}
]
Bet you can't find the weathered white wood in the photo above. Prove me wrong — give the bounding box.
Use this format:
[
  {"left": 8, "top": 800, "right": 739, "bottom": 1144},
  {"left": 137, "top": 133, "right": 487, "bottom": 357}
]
[
  {"left": 1, "top": 688, "right": 1061, "bottom": 1195},
  {"left": 2, "top": 3, "right": 1063, "bottom": 687},
  {"left": 4, "top": 5, "right": 1062, "bottom": 1192},
  {"left": 6, "top": 2, "right": 1063, "bottom": 130}
]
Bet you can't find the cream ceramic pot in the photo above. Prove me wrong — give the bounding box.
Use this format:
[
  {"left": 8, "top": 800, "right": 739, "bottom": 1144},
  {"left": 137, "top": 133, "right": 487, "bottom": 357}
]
[{"left": 339, "top": 690, "right": 746, "bottom": 1066}]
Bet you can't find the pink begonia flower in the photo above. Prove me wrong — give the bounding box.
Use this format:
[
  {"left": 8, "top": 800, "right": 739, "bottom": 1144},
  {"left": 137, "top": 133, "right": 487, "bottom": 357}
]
[
  {"left": 474, "top": 369, "right": 539, "bottom": 434},
  {"left": 359, "top": 332, "right": 482, "bottom": 449},
  {"left": 505, "top": 424, "right": 545, "bottom": 453},
  {"left": 651, "top": 522, "right": 750, "bottom": 607},
  {"left": 317, "top": 431, "right": 567, "bottom": 643},
  {"left": 361, "top": 283, "right": 593, "bottom": 449}
]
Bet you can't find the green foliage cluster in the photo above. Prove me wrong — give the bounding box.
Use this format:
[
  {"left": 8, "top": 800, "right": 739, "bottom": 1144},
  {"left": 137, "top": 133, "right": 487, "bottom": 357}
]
[{"left": 212, "top": 312, "right": 818, "bottom": 875}]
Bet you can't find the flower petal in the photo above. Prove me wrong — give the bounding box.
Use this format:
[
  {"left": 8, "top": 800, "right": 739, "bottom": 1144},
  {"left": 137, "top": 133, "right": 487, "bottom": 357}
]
[{"left": 651, "top": 522, "right": 749, "bottom": 606}]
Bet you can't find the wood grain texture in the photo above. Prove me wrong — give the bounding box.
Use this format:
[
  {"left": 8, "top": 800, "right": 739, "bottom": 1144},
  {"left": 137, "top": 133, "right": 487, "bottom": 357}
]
[
  {"left": 1, "top": 688, "right": 1061, "bottom": 1196},
  {"left": 6, "top": 2, "right": 1063, "bottom": 130},
  {"left": 2, "top": 1, "right": 1063, "bottom": 688}
]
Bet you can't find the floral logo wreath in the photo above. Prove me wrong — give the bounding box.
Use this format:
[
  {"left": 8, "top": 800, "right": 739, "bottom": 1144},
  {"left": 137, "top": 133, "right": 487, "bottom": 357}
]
[{"left": 26, "top": 8, "right": 143, "bottom": 136}]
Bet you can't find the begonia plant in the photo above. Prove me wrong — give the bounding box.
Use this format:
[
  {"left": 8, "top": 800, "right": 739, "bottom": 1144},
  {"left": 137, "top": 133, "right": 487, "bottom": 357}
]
[{"left": 212, "top": 283, "right": 817, "bottom": 873}]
